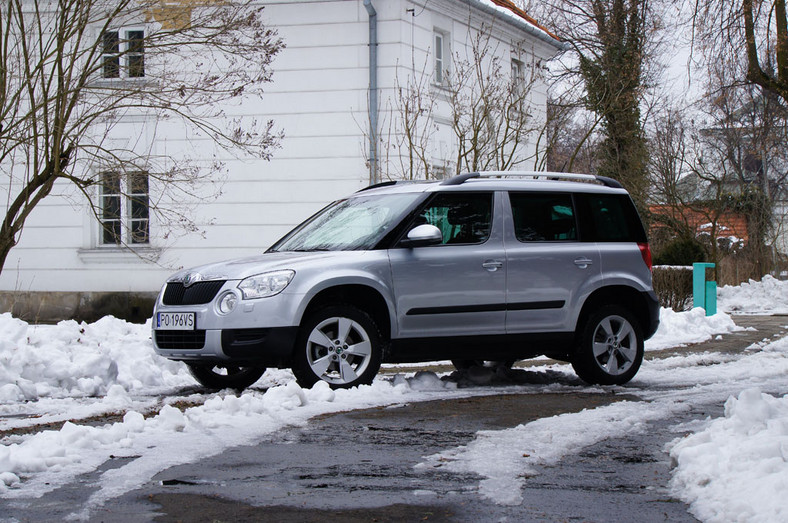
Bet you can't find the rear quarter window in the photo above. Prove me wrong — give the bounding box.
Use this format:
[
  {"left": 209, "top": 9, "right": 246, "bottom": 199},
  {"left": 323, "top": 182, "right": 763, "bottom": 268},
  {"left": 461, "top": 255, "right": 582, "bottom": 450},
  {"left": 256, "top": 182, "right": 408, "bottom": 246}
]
[{"left": 577, "top": 193, "right": 647, "bottom": 243}]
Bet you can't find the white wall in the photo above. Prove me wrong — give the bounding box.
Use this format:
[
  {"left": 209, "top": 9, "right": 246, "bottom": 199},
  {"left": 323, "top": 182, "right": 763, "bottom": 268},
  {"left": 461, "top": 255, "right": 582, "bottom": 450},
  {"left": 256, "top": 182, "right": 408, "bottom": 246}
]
[{"left": 0, "top": 0, "right": 562, "bottom": 295}]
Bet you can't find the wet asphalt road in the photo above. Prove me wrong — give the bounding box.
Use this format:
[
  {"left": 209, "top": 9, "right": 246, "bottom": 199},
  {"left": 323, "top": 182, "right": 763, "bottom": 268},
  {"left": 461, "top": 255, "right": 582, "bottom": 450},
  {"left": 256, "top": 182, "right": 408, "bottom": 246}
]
[
  {"left": 5, "top": 315, "right": 787, "bottom": 522},
  {"left": 125, "top": 392, "right": 696, "bottom": 523}
]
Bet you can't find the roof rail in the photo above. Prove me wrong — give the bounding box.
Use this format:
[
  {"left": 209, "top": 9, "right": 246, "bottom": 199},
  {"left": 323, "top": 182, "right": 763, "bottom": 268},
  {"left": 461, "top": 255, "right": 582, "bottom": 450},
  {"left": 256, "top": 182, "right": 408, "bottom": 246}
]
[{"left": 441, "top": 171, "right": 623, "bottom": 189}]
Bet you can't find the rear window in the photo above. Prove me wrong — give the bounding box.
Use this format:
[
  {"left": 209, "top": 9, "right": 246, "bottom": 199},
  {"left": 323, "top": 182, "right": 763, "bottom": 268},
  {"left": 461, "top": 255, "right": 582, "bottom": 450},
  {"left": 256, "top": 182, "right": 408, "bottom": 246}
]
[{"left": 577, "top": 193, "right": 647, "bottom": 242}]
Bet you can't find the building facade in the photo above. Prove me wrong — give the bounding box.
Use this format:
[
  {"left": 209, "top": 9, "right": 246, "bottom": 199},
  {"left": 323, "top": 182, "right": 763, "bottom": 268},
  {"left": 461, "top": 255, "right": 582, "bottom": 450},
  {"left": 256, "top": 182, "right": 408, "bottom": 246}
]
[{"left": 0, "top": 0, "right": 563, "bottom": 321}]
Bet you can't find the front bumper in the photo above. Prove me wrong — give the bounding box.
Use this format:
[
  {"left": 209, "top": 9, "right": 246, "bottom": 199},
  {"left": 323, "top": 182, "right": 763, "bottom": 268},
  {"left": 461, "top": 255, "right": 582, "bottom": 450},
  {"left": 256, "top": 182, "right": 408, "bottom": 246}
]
[
  {"left": 153, "top": 326, "right": 299, "bottom": 366},
  {"left": 152, "top": 279, "right": 302, "bottom": 366}
]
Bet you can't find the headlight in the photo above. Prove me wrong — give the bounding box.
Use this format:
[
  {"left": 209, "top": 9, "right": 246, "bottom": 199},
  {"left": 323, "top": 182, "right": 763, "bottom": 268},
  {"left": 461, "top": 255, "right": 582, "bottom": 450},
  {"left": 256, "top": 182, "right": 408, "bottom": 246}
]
[{"left": 237, "top": 270, "right": 295, "bottom": 299}]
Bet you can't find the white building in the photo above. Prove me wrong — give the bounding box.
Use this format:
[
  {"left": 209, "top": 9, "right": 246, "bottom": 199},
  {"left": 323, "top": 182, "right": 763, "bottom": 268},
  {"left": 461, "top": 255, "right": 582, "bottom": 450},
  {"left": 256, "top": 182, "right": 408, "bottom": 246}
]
[{"left": 0, "top": 0, "right": 564, "bottom": 321}]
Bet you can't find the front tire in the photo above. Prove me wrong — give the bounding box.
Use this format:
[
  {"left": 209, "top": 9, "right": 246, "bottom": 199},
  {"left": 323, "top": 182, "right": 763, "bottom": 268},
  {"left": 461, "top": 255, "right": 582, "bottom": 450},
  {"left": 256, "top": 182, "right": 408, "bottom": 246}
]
[
  {"left": 292, "top": 305, "right": 383, "bottom": 389},
  {"left": 187, "top": 363, "right": 266, "bottom": 390},
  {"left": 572, "top": 305, "right": 644, "bottom": 385}
]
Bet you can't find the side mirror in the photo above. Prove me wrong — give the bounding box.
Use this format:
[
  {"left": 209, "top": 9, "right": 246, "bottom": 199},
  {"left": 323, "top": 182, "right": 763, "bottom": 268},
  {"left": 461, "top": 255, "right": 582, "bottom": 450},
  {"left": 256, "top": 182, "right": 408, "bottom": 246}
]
[{"left": 400, "top": 224, "right": 443, "bottom": 247}]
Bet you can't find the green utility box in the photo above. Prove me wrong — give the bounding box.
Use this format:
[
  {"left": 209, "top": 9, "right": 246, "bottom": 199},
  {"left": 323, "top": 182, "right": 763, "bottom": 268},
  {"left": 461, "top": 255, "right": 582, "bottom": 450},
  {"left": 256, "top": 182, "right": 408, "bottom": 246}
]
[{"left": 692, "top": 262, "right": 717, "bottom": 316}]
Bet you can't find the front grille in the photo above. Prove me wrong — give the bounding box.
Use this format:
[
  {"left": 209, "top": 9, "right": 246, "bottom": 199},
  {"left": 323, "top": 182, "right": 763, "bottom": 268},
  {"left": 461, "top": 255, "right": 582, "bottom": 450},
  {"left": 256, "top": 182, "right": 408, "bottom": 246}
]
[
  {"left": 155, "top": 330, "right": 207, "bottom": 350},
  {"left": 163, "top": 281, "right": 226, "bottom": 305}
]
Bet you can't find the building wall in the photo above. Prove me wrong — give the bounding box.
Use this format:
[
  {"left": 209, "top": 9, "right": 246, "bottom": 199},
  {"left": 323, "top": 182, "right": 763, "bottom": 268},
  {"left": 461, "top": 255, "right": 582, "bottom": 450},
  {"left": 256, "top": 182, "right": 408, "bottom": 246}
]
[{"left": 0, "top": 0, "right": 562, "bottom": 318}]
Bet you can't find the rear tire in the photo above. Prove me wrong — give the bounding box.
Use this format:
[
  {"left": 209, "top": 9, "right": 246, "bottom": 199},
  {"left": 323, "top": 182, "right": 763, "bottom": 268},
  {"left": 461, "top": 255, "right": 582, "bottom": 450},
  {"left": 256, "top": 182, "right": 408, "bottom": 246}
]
[
  {"left": 187, "top": 363, "right": 266, "bottom": 390},
  {"left": 292, "top": 305, "right": 383, "bottom": 389},
  {"left": 572, "top": 305, "right": 643, "bottom": 385}
]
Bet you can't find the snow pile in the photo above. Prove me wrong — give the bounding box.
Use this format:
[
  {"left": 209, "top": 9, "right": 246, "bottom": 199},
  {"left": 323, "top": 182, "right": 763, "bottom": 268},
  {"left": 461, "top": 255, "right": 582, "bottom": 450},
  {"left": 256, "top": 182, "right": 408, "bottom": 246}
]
[
  {"left": 645, "top": 308, "right": 743, "bottom": 351},
  {"left": 0, "top": 377, "right": 457, "bottom": 501},
  {"left": 669, "top": 388, "right": 788, "bottom": 523},
  {"left": 0, "top": 314, "right": 193, "bottom": 402},
  {"left": 718, "top": 275, "right": 788, "bottom": 314}
]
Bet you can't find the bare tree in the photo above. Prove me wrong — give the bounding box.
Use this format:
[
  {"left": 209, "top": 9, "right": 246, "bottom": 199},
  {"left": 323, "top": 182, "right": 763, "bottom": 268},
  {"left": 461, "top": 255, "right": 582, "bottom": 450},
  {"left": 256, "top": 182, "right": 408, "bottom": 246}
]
[
  {"left": 375, "top": 23, "right": 542, "bottom": 180},
  {"left": 540, "top": 98, "right": 603, "bottom": 174},
  {"left": 378, "top": 58, "right": 438, "bottom": 180},
  {"left": 693, "top": 0, "right": 788, "bottom": 104},
  {"left": 700, "top": 74, "right": 787, "bottom": 272},
  {"left": 522, "top": 0, "right": 658, "bottom": 211},
  {"left": 649, "top": 66, "right": 788, "bottom": 276},
  {"left": 0, "top": 0, "right": 283, "bottom": 272},
  {"left": 446, "top": 27, "right": 542, "bottom": 173}
]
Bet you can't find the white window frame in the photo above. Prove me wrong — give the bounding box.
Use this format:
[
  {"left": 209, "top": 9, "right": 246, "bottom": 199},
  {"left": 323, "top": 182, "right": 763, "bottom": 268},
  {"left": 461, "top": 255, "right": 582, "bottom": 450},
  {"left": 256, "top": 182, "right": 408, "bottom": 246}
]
[
  {"left": 511, "top": 58, "right": 525, "bottom": 90},
  {"left": 98, "top": 171, "right": 150, "bottom": 246},
  {"left": 101, "top": 27, "right": 146, "bottom": 80},
  {"left": 433, "top": 30, "right": 450, "bottom": 86}
]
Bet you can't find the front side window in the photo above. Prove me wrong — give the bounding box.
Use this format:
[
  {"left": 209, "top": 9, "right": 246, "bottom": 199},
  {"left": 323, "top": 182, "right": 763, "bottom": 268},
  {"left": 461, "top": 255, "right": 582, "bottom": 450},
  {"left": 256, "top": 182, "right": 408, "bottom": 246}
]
[
  {"left": 413, "top": 193, "right": 492, "bottom": 245},
  {"left": 101, "top": 29, "right": 145, "bottom": 79},
  {"left": 99, "top": 171, "right": 150, "bottom": 245},
  {"left": 510, "top": 193, "right": 577, "bottom": 242}
]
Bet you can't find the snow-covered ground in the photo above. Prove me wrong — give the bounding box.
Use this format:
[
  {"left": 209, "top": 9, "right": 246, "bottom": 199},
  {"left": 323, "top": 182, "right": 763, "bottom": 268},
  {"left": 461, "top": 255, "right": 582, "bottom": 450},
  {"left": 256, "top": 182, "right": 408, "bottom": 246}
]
[
  {"left": 1, "top": 276, "right": 787, "bottom": 521},
  {"left": 718, "top": 274, "right": 788, "bottom": 315}
]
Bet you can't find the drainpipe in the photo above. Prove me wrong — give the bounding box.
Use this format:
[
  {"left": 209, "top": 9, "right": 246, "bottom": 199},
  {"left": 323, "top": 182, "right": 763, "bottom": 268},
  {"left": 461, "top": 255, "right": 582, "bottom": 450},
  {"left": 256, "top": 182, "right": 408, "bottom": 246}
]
[{"left": 364, "top": 0, "right": 378, "bottom": 184}]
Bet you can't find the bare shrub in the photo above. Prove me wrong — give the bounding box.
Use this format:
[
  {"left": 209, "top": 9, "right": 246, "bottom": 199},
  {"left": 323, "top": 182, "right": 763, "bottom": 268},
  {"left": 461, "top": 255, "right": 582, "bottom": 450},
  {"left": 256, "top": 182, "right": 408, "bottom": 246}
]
[{"left": 652, "top": 265, "right": 693, "bottom": 311}]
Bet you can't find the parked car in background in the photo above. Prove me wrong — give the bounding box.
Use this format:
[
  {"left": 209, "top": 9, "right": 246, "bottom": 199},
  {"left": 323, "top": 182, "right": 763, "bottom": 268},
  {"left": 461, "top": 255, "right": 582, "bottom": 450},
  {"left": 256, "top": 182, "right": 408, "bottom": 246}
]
[{"left": 152, "top": 171, "right": 659, "bottom": 390}]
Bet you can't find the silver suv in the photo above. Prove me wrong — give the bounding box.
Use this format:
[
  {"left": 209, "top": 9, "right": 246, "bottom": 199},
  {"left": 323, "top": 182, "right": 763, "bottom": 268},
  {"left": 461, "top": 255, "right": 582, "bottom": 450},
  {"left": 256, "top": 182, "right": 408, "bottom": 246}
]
[{"left": 152, "top": 172, "right": 659, "bottom": 390}]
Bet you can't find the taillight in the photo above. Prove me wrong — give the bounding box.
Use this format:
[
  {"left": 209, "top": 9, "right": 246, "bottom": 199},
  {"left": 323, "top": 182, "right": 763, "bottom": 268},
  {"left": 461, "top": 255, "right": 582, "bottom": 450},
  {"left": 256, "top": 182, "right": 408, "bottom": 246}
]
[{"left": 638, "top": 242, "right": 652, "bottom": 271}]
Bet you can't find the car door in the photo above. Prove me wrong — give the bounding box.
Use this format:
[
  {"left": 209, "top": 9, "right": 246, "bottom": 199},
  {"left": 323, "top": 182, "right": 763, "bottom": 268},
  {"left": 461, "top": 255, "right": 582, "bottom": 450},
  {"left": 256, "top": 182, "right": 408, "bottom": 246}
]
[
  {"left": 388, "top": 191, "right": 506, "bottom": 339},
  {"left": 504, "top": 191, "right": 602, "bottom": 333}
]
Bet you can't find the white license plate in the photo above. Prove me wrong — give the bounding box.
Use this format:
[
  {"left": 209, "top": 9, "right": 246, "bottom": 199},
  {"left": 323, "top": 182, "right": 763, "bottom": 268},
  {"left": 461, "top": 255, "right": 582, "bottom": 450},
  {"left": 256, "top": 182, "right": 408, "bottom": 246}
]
[{"left": 156, "top": 312, "right": 195, "bottom": 330}]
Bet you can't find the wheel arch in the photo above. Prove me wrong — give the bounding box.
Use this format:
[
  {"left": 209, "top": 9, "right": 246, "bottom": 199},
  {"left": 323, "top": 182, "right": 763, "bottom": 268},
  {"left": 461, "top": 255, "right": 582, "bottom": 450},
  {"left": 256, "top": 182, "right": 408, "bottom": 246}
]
[
  {"left": 300, "top": 284, "right": 393, "bottom": 345},
  {"left": 575, "top": 286, "right": 651, "bottom": 345}
]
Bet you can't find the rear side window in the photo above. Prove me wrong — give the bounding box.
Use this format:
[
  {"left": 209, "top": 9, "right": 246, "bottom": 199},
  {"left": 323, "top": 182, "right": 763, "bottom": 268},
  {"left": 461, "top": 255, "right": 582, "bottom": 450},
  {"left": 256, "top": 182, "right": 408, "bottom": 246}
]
[
  {"left": 509, "top": 193, "right": 577, "bottom": 242},
  {"left": 412, "top": 192, "right": 492, "bottom": 245},
  {"left": 577, "top": 193, "right": 647, "bottom": 242}
]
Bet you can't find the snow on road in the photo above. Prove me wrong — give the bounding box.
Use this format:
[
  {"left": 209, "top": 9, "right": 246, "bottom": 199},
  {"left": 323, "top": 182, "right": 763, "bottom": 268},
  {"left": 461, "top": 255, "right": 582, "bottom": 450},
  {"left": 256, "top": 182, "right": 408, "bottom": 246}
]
[
  {"left": 421, "top": 334, "right": 788, "bottom": 515},
  {"left": 0, "top": 276, "right": 787, "bottom": 521}
]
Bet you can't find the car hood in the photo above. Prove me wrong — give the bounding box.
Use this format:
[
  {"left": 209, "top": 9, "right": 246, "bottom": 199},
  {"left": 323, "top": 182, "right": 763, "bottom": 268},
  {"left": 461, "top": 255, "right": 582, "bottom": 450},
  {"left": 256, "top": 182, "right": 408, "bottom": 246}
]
[{"left": 167, "top": 251, "right": 371, "bottom": 283}]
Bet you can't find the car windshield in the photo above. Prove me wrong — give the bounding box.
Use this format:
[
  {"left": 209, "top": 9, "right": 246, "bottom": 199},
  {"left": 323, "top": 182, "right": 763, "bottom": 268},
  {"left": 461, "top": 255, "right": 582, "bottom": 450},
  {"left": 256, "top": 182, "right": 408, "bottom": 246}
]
[{"left": 270, "top": 192, "right": 422, "bottom": 252}]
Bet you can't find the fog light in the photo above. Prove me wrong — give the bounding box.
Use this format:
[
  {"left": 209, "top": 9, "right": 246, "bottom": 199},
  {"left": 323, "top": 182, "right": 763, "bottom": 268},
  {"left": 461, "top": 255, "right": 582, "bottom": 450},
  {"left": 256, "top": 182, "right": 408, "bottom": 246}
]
[{"left": 217, "top": 291, "right": 238, "bottom": 315}]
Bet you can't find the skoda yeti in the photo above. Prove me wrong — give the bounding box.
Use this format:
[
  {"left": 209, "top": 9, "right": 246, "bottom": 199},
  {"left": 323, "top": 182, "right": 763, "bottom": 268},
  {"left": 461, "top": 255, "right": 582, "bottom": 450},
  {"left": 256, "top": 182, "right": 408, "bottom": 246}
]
[{"left": 152, "top": 172, "right": 659, "bottom": 390}]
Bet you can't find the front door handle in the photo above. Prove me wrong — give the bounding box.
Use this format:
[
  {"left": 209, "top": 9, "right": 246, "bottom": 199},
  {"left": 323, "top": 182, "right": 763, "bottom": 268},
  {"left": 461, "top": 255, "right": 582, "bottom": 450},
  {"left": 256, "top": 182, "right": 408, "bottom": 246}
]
[
  {"left": 574, "top": 257, "right": 593, "bottom": 269},
  {"left": 482, "top": 260, "right": 504, "bottom": 272}
]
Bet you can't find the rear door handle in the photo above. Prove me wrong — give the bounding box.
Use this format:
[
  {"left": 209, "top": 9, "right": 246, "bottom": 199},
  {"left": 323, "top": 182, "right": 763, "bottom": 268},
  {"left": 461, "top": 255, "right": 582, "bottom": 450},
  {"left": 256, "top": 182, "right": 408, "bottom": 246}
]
[
  {"left": 482, "top": 260, "right": 504, "bottom": 272},
  {"left": 574, "top": 257, "right": 593, "bottom": 269}
]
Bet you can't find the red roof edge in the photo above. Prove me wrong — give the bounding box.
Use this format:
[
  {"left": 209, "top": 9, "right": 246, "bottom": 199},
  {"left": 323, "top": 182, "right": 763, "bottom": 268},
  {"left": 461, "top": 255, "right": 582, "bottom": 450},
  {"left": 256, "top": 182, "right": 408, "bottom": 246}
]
[{"left": 487, "top": 0, "right": 562, "bottom": 42}]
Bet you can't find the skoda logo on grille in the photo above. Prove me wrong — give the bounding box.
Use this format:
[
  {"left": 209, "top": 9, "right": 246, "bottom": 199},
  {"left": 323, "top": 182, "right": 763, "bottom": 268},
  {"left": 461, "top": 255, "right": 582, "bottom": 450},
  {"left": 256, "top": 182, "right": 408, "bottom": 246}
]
[{"left": 183, "top": 272, "right": 203, "bottom": 288}]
